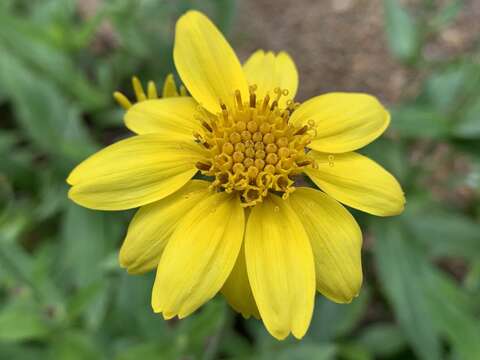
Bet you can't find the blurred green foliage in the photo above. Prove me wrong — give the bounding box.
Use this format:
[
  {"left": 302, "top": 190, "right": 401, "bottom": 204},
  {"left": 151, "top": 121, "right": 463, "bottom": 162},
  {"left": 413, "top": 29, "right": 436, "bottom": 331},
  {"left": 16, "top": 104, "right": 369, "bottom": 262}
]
[{"left": 1, "top": 0, "right": 480, "bottom": 359}]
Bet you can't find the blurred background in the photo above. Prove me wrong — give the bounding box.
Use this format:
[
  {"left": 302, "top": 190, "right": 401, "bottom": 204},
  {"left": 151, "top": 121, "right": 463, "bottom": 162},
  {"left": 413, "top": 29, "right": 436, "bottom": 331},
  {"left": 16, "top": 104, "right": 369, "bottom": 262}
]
[{"left": 1, "top": 0, "right": 479, "bottom": 359}]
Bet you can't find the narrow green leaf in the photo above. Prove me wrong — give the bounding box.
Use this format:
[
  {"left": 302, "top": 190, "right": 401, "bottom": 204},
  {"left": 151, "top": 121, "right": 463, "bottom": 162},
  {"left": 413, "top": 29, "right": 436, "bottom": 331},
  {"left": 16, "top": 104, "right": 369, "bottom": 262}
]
[
  {"left": 373, "top": 221, "right": 442, "bottom": 360},
  {"left": 383, "top": 0, "right": 420, "bottom": 62},
  {"left": 452, "top": 97, "right": 480, "bottom": 138},
  {"left": 390, "top": 105, "right": 449, "bottom": 139},
  {"left": 0, "top": 299, "right": 50, "bottom": 342},
  {"left": 356, "top": 323, "right": 406, "bottom": 357},
  {"left": 422, "top": 267, "right": 480, "bottom": 360}
]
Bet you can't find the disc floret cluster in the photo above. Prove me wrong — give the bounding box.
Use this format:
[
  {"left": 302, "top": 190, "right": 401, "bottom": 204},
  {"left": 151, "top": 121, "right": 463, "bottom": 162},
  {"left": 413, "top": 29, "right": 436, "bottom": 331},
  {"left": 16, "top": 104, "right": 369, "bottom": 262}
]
[{"left": 194, "top": 86, "right": 317, "bottom": 206}]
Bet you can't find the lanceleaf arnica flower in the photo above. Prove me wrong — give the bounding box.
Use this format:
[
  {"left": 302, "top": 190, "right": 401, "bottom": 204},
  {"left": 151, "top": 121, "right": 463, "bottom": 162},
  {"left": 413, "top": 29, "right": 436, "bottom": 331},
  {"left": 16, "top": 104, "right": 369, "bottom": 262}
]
[{"left": 67, "top": 10, "right": 405, "bottom": 340}]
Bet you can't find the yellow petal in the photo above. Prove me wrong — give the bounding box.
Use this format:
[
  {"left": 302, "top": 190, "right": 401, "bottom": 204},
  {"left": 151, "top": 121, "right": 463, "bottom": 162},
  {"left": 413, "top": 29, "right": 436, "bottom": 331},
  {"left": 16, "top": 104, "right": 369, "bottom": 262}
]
[
  {"left": 245, "top": 194, "right": 315, "bottom": 340},
  {"left": 162, "top": 74, "right": 179, "bottom": 98},
  {"left": 119, "top": 180, "right": 211, "bottom": 274},
  {"left": 305, "top": 151, "right": 405, "bottom": 216},
  {"left": 221, "top": 242, "right": 260, "bottom": 319},
  {"left": 174, "top": 10, "right": 248, "bottom": 114},
  {"left": 67, "top": 135, "right": 206, "bottom": 210},
  {"left": 152, "top": 192, "right": 244, "bottom": 319},
  {"left": 288, "top": 188, "right": 363, "bottom": 303},
  {"left": 290, "top": 93, "right": 390, "bottom": 153},
  {"left": 124, "top": 97, "right": 201, "bottom": 137},
  {"left": 243, "top": 50, "right": 298, "bottom": 107}
]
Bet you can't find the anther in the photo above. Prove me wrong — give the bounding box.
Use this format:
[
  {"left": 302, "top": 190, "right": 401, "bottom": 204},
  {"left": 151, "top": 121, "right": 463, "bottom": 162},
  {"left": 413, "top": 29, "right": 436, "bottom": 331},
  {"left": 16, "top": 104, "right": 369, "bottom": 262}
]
[
  {"left": 221, "top": 103, "right": 229, "bottom": 121},
  {"left": 196, "top": 161, "right": 212, "bottom": 171},
  {"left": 262, "top": 94, "right": 270, "bottom": 112},
  {"left": 201, "top": 121, "right": 213, "bottom": 132},
  {"left": 235, "top": 90, "right": 243, "bottom": 110},
  {"left": 295, "top": 125, "right": 309, "bottom": 135},
  {"left": 297, "top": 159, "right": 312, "bottom": 167},
  {"left": 249, "top": 85, "right": 257, "bottom": 108}
]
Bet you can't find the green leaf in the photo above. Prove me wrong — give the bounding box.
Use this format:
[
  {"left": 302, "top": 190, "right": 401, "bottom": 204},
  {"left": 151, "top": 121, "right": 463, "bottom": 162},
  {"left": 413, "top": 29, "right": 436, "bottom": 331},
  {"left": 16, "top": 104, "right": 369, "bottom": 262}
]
[
  {"left": 373, "top": 220, "right": 442, "bottom": 360},
  {"left": 0, "top": 299, "right": 50, "bottom": 342},
  {"left": 430, "top": 0, "right": 464, "bottom": 31},
  {"left": 307, "top": 291, "right": 369, "bottom": 342},
  {"left": 390, "top": 105, "right": 449, "bottom": 139},
  {"left": 0, "top": 12, "right": 107, "bottom": 109},
  {"left": 273, "top": 343, "right": 337, "bottom": 360},
  {"left": 422, "top": 268, "right": 480, "bottom": 360},
  {"left": 383, "top": 0, "right": 420, "bottom": 62},
  {"left": 116, "top": 342, "right": 172, "bottom": 360},
  {"left": 403, "top": 198, "right": 480, "bottom": 260},
  {"left": 48, "top": 331, "right": 104, "bottom": 360},
  {"left": 0, "top": 344, "right": 46, "bottom": 360},
  {"left": 60, "top": 203, "right": 120, "bottom": 287},
  {"left": 451, "top": 97, "right": 480, "bottom": 138},
  {"left": 176, "top": 298, "right": 228, "bottom": 359},
  {"left": 424, "top": 63, "right": 480, "bottom": 114},
  {"left": 0, "top": 48, "right": 98, "bottom": 163},
  {"left": 356, "top": 323, "right": 406, "bottom": 357}
]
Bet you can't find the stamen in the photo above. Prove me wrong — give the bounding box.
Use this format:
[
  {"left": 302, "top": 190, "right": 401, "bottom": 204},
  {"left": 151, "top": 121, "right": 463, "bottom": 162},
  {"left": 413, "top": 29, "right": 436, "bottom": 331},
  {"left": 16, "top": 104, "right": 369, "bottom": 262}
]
[
  {"left": 249, "top": 85, "right": 257, "bottom": 108},
  {"left": 201, "top": 121, "right": 213, "bottom": 132},
  {"left": 235, "top": 90, "right": 243, "bottom": 110},
  {"left": 262, "top": 94, "right": 270, "bottom": 112},
  {"left": 295, "top": 125, "right": 309, "bottom": 135},
  {"left": 196, "top": 161, "right": 212, "bottom": 171}
]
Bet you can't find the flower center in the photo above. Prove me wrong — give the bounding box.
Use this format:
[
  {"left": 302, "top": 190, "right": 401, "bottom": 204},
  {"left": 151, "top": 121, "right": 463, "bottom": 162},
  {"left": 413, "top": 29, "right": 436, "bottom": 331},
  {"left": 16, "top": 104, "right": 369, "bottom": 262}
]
[{"left": 195, "top": 86, "right": 316, "bottom": 207}]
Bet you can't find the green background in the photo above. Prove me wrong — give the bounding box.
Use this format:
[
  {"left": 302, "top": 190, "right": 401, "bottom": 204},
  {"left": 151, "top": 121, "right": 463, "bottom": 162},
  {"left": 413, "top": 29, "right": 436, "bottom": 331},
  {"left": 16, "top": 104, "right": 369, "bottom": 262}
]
[{"left": 1, "top": 0, "right": 479, "bottom": 359}]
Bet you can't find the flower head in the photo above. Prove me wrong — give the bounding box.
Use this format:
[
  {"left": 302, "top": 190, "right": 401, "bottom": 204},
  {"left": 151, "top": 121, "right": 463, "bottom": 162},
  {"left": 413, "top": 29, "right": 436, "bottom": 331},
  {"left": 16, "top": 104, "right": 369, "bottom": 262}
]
[{"left": 67, "top": 10, "right": 405, "bottom": 340}]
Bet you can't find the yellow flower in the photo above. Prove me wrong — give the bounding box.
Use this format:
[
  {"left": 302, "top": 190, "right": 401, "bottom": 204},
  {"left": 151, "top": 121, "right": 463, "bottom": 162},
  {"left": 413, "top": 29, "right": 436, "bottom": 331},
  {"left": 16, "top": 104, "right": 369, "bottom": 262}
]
[{"left": 67, "top": 10, "right": 405, "bottom": 340}]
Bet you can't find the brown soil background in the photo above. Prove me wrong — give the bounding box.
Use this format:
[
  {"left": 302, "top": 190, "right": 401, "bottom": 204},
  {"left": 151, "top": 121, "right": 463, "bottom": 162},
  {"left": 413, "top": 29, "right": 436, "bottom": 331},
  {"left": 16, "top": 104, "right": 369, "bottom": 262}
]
[{"left": 232, "top": 0, "right": 480, "bottom": 104}]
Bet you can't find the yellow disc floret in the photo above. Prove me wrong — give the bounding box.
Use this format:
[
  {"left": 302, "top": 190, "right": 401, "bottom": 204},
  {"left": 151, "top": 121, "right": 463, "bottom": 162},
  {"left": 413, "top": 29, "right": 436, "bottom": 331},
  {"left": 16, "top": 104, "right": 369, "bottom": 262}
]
[{"left": 195, "top": 86, "right": 317, "bottom": 207}]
